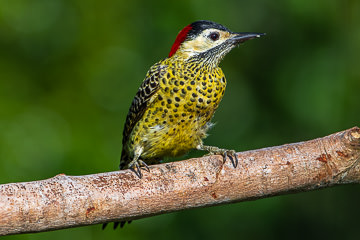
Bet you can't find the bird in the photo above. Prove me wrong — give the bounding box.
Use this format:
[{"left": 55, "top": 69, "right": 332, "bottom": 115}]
[
  {"left": 103, "top": 20, "right": 264, "bottom": 229},
  {"left": 120, "top": 20, "right": 264, "bottom": 177}
]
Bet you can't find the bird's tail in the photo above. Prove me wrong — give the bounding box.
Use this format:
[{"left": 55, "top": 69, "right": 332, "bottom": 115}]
[{"left": 102, "top": 148, "right": 131, "bottom": 230}]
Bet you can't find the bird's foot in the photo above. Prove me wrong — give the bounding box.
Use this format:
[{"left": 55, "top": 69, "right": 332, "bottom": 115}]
[
  {"left": 128, "top": 159, "right": 150, "bottom": 178},
  {"left": 197, "top": 145, "right": 238, "bottom": 168}
]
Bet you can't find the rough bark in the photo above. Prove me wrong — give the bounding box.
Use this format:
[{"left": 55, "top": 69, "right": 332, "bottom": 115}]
[{"left": 0, "top": 127, "right": 359, "bottom": 236}]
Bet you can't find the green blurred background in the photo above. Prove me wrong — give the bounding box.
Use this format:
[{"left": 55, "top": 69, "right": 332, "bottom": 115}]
[{"left": 1, "top": 0, "right": 359, "bottom": 239}]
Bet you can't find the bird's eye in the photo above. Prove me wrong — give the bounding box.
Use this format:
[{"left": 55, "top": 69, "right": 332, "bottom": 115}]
[{"left": 209, "top": 32, "right": 220, "bottom": 41}]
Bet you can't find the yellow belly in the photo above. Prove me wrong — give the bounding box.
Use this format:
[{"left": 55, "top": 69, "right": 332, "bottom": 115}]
[{"left": 127, "top": 67, "right": 226, "bottom": 160}]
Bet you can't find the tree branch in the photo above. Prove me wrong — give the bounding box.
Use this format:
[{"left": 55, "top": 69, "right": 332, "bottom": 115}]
[{"left": 1, "top": 127, "right": 359, "bottom": 236}]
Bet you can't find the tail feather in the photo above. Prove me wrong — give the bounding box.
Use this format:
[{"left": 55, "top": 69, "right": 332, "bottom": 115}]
[
  {"left": 102, "top": 148, "right": 159, "bottom": 230},
  {"left": 102, "top": 221, "right": 132, "bottom": 230},
  {"left": 102, "top": 149, "right": 131, "bottom": 230}
]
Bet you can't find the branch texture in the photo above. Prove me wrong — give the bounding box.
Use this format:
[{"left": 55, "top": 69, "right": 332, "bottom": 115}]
[{"left": 1, "top": 127, "right": 359, "bottom": 236}]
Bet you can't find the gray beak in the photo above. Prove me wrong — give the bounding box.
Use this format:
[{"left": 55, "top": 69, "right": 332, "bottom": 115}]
[{"left": 230, "top": 32, "right": 266, "bottom": 44}]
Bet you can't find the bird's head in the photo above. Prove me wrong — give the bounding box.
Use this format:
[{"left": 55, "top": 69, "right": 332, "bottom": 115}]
[{"left": 168, "top": 20, "right": 265, "bottom": 67}]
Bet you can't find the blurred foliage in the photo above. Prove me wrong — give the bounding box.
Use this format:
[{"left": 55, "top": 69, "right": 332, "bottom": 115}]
[{"left": 1, "top": 0, "right": 359, "bottom": 239}]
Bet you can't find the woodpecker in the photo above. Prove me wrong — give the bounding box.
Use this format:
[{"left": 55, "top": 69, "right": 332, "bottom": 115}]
[{"left": 120, "top": 20, "right": 264, "bottom": 177}]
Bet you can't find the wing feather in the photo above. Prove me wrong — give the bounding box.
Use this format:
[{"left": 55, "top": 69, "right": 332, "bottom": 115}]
[{"left": 120, "top": 62, "right": 167, "bottom": 167}]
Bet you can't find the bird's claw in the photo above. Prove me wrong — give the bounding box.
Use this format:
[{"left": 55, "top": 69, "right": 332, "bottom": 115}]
[
  {"left": 227, "top": 150, "right": 239, "bottom": 168},
  {"left": 202, "top": 146, "right": 238, "bottom": 168},
  {"left": 138, "top": 160, "right": 150, "bottom": 172},
  {"left": 128, "top": 159, "right": 150, "bottom": 178},
  {"left": 219, "top": 149, "right": 238, "bottom": 168},
  {"left": 205, "top": 149, "right": 239, "bottom": 168}
]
